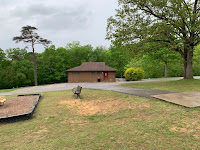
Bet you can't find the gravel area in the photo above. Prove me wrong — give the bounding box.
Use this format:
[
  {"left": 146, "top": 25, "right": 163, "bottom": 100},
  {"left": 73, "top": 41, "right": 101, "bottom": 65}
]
[{"left": 0, "top": 95, "right": 38, "bottom": 118}]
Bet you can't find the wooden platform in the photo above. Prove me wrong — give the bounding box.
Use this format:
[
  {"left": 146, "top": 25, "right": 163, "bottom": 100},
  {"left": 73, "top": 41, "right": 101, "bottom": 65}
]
[{"left": 152, "top": 92, "right": 200, "bottom": 108}]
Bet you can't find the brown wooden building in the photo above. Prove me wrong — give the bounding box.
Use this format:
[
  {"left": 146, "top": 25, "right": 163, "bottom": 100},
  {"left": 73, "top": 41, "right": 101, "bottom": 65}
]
[{"left": 66, "top": 62, "right": 117, "bottom": 83}]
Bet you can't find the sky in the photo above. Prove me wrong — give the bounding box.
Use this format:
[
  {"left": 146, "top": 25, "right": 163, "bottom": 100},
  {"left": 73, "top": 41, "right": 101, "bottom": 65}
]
[{"left": 0, "top": 0, "right": 118, "bottom": 53}]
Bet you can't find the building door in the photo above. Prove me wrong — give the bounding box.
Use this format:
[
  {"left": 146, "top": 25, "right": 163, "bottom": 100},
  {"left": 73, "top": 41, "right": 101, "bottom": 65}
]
[{"left": 104, "top": 72, "right": 108, "bottom": 81}]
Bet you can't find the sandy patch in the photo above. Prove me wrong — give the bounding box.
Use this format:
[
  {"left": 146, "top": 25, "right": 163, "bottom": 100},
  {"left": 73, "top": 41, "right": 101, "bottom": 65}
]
[
  {"left": 35, "top": 126, "right": 48, "bottom": 134},
  {"left": 169, "top": 119, "right": 200, "bottom": 136},
  {"left": 169, "top": 126, "right": 194, "bottom": 133},
  {"left": 59, "top": 98, "right": 150, "bottom": 116}
]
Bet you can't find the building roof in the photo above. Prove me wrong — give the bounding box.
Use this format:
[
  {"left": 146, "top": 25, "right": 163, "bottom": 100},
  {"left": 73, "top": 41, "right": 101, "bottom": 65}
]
[{"left": 66, "top": 62, "right": 117, "bottom": 72}]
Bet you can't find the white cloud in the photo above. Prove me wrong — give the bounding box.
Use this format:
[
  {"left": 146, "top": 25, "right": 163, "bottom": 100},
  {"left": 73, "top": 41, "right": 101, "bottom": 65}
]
[{"left": 0, "top": 0, "right": 118, "bottom": 52}]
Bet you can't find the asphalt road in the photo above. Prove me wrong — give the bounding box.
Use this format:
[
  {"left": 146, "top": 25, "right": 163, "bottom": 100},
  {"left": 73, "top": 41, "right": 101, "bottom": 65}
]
[{"left": 1, "top": 76, "right": 199, "bottom": 98}]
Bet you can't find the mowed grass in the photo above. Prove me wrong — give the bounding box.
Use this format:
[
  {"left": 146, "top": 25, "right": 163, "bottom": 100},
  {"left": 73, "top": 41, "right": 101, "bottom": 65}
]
[
  {"left": 1, "top": 89, "right": 200, "bottom": 149},
  {"left": 120, "top": 79, "right": 200, "bottom": 92},
  {"left": 0, "top": 88, "right": 19, "bottom": 93}
]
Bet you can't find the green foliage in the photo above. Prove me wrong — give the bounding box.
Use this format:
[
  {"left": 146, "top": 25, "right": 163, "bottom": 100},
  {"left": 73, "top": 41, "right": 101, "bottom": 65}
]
[
  {"left": 0, "top": 48, "right": 34, "bottom": 89},
  {"left": 13, "top": 26, "right": 51, "bottom": 47},
  {"left": 2, "top": 41, "right": 200, "bottom": 89},
  {"left": 0, "top": 48, "right": 5, "bottom": 61},
  {"left": 124, "top": 68, "right": 134, "bottom": 81},
  {"left": 89, "top": 46, "right": 107, "bottom": 62},
  {"left": 6, "top": 40, "right": 200, "bottom": 88},
  {"left": 124, "top": 67, "right": 144, "bottom": 81},
  {"left": 107, "top": 0, "right": 200, "bottom": 78},
  {"left": 124, "top": 44, "right": 184, "bottom": 78},
  {"left": 6, "top": 48, "right": 27, "bottom": 60},
  {"left": 0, "top": 41, "right": 131, "bottom": 89},
  {"left": 13, "top": 25, "right": 52, "bottom": 86},
  {"left": 106, "top": 46, "right": 129, "bottom": 78},
  {"left": 193, "top": 45, "right": 200, "bottom": 76},
  {"left": 132, "top": 68, "right": 144, "bottom": 81}
]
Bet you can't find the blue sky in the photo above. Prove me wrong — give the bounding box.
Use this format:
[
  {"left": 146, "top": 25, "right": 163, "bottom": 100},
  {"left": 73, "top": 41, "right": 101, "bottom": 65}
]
[{"left": 0, "top": 0, "right": 118, "bottom": 52}]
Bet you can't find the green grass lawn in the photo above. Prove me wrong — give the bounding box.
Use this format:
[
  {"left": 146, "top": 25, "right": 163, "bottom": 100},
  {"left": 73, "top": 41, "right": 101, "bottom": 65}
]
[
  {"left": 1, "top": 89, "right": 200, "bottom": 149},
  {"left": 120, "top": 79, "right": 200, "bottom": 92},
  {"left": 0, "top": 88, "right": 19, "bottom": 93}
]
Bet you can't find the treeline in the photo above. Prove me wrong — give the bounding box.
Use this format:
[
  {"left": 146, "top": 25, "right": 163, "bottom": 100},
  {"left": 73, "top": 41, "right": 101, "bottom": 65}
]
[
  {"left": 125, "top": 43, "right": 200, "bottom": 79},
  {"left": 0, "top": 42, "right": 128, "bottom": 89},
  {"left": 1, "top": 41, "right": 200, "bottom": 89}
]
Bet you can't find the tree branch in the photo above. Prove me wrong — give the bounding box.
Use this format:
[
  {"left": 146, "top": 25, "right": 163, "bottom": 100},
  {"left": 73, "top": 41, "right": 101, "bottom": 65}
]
[
  {"left": 141, "top": 6, "right": 167, "bottom": 21},
  {"left": 193, "top": 0, "right": 198, "bottom": 14},
  {"left": 151, "top": 39, "right": 171, "bottom": 43},
  {"left": 141, "top": 5, "right": 186, "bottom": 39},
  {"left": 172, "top": 47, "right": 184, "bottom": 58},
  {"left": 182, "top": 18, "right": 191, "bottom": 34}
]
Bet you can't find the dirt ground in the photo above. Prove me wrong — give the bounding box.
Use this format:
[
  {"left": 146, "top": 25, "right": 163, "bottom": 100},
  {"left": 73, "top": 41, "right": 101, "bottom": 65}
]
[{"left": 59, "top": 97, "right": 150, "bottom": 116}]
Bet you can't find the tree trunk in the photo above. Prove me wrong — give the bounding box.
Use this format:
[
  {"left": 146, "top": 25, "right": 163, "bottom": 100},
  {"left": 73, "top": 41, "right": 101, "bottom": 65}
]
[
  {"left": 164, "top": 58, "right": 168, "bottom": 78},
  {"left": 183, "top": 49, "right": 193, "bottom": 79},
  {"left": 32, "top": 44, "right": 38, "bottom": 86},
  {"left": 183, "top": 61, "right": 187, "bottom": 78}
]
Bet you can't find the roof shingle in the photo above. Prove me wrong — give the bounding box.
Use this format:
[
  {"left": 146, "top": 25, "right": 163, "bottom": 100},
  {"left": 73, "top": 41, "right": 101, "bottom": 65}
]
[{"left": 66, "top": 62, "right": 117, "bottom": 72}]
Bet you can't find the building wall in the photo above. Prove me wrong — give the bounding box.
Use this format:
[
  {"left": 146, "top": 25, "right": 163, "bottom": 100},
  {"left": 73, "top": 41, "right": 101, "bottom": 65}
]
[{"left": 68, "top": 71, "right": 116, "bottom": 83}]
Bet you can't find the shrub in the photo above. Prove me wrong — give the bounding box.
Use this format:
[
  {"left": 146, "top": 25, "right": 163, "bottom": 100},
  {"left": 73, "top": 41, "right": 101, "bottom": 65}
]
[
  {"left": 124, "top": 67, "right": 144, "bottom": 81},
  {"left": 132, "top": 68, "right": 144, "bottom": 81},
  {"left": 124, "top": 67, "right": 135, "bottom": 81}
]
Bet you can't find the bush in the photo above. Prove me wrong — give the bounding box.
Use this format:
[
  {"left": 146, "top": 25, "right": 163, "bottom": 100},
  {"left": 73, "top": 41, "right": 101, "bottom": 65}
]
[
  {"left": 124, "top": 67, "right": 144, "bottom": 81},
  {"left": 124, "top": 68, "right": 135, "bottom": 81}
]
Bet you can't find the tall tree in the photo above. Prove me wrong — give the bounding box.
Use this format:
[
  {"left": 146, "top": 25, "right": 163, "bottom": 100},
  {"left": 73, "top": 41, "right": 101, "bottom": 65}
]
[
  {"left": 13, "top": 25, "right": 51, "bottom": 85},
  {"left": 66, "top": 41, "right": 93, "bottom": 68},
  {"left": 89, "top": 46, "right": 106, "bottom": 62},
  {"left": 108, "top": 46, "right": 129, "bottom": 78},
  {"left": 6, "top": 48, "right": 27, "bottom": 60},
  {"left": 106, "top": 0, "right": 200, "bottom": 79}
]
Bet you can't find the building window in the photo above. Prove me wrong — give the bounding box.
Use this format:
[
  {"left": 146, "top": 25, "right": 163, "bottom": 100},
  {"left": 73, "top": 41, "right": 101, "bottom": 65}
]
[
  {"left": 72, "top": 72, "right": 80, "bottom": 74},
  {"left": 92, "top": 72, "right": 100, "bottom": 74}
]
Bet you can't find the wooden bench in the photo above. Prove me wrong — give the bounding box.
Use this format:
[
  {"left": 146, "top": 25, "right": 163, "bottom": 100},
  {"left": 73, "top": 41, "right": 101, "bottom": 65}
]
[
  {"left": 72, "top": 85, "right": 82, "bottom": 99},
  {"left": 0, "top": 97, "right": 6, "bottom": 106}
]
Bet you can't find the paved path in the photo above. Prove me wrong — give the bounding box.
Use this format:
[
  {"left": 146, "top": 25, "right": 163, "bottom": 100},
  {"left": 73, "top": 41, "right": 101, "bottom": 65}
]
[{"left": 1, "top": 77, "right": 199, "bottom": 98}]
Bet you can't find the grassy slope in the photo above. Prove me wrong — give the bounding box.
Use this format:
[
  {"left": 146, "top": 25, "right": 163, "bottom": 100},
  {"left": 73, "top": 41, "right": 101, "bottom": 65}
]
[
  {"left": 1, "top": 89, "right": 200, "bottom": 149},
  {"left": 120, "top": 79, "right": 200, "bottom": 92}
]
